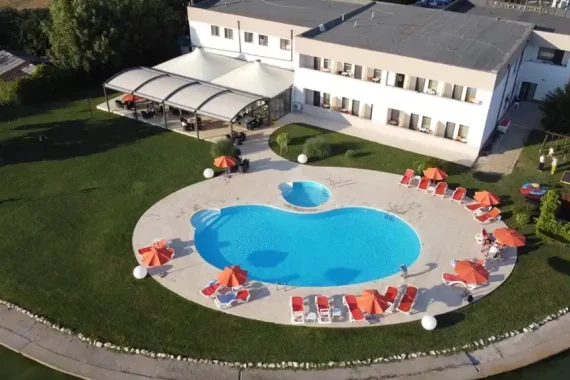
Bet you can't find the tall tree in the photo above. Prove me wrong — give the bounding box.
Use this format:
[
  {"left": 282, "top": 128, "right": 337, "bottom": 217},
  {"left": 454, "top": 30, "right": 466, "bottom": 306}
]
[
  {"left": 46, "top": 0, "right": 183, "bottom": 73},
  {"left": 541, "top": 81, "right": 570, "bottom": 134}
]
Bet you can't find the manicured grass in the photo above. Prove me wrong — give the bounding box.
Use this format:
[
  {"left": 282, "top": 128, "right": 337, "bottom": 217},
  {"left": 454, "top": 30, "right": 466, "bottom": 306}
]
[
  {"left": 1, "top": 102, "right": 570, "bottom": 365},
  {"left": 0, "top": 345, "right": 75, "bottom": 379}
]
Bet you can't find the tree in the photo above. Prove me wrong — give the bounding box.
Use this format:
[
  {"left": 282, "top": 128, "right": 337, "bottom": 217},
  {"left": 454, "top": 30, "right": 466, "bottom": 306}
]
[
  {"left": 211, "top": 139, "right": 236, "bottom": 159},
  {"left": 0, "top": 7, "right": 50, "bottom": 56},
  {"left": 276, "top": 132, "right": 291, "bottom": 155},
  {"left": 540, "top": 81, "right": 570, "bottom": 134},
  {"left": 46, "top": 0, "right": 184, "bottom": 73}
]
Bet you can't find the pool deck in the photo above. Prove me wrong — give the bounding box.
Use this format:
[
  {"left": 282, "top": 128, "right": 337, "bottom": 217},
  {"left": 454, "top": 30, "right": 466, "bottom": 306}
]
[{"left": 132, "top": 127, "right": 516, "bottom": 327}]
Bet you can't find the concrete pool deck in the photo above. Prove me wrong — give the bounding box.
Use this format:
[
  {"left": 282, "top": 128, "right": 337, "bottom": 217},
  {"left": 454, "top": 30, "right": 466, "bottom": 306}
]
[{"left": 131, "top": 128, "right": 516, "bottom": 327}]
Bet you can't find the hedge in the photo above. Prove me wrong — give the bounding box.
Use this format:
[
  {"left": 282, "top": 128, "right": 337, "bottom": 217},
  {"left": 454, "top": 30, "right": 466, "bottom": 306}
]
[{"left": 536, "top": 189, "right": 570, "bottom": 245}]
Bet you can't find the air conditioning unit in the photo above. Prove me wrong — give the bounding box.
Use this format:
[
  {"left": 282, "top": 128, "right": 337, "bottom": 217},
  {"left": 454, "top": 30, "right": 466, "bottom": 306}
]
[{"left": 293, "top": 102, "right": 303, "bottom": 113}]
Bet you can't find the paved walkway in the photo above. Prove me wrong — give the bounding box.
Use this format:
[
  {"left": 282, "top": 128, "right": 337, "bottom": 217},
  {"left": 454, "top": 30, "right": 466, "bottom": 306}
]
[{"left": 132, "top": 128, "right": 514, "bottom": 327}]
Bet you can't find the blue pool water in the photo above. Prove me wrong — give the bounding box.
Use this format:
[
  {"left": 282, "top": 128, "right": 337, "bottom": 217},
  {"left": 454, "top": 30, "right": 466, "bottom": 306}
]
[
  {"left": 280, "top": 181, "right": 331, "bottom": 208},
  {"left": 192, "top": 205, "right": 421, "bottom": 287}
]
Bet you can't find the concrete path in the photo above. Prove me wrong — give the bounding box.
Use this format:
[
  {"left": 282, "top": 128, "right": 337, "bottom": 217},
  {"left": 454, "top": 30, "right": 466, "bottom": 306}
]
[{"left": 474, "top": 126, "right": 530, "bottom": 175}]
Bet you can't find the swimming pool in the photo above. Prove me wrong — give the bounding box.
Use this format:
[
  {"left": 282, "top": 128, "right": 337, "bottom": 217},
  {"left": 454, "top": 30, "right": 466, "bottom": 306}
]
[
  {"left": 192, "top": 205, "right": 421, "bottom": 287},
  {"left": 280, "top": 181, "right": 331, "bottom": 208}
]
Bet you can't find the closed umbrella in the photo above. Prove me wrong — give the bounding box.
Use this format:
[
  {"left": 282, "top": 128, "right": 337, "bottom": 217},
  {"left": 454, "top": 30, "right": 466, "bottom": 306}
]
[
  {"left": 214, "top": 155, "right": 237, "bottom": 169},
  {"left": 423, "top": 167, "right": 448, "bottom": 181},
  {"left": 454, "top": 260, "right": 489, "bottom": 285},
  {"left": 474, "top": 191, "right": 500, "bottom": 206},
  {"left": 217, "top": 265, "right": 248, "bottom": 288},
  {"left": 356, "top": 289, "right": 389, "bottom": 315},
  {"left": 494, "top": 228, "right": 526, "bottom": 247}
]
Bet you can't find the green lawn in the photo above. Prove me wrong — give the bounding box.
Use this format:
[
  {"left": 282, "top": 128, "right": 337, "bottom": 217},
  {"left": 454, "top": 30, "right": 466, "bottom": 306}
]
[
  {"left": 1, "top": 102, "right": 570, "bottom": 364},
  {"left": 0, "top": 345, "right": 75, "bottom": 379}
]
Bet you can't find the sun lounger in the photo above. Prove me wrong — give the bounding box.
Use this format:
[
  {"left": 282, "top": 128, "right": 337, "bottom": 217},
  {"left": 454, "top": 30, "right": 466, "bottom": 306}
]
[
  {"left": 398, "top": 169, "right": 415, "bottom": 187},
  {"left": 416, "top": 177, "right": 430, "bottom": 191},
  {"left": 397, "top": 286, "right": 418, "bottom": 314},
  {"left": 433, "top": 182, "right": 448, "bottom": 197},
  {"left": 450, "top": 187, "right": 466, "bottom": 203},
  {"left": 214, "top": 289, "right": 250, "bottom": 309},
  {"left": 465, "top": 202, "right": 490, "bottom": 213},
  {"left": 342, "top": 295, "right": 365, "bottom": 322},
  {"left": 200, "top": 280, "right": 221, "bottom": 298},
  {"left": 290, "top": 296, "right": 305, "bottom": 324},
  {"left": 475, "top": 228, "right": 489, "bottom": 245},
  {"left": 315, "top": 295, "right": 332, "bottom": 323},
  {"left": 442, "top": 272, "right": 467, "bottom": 287},
  {"left": 382, "top": 286, "right": 399, "bottom": 305},
  {"left": 474, "top": 208, "right": 501, "bottom": 224}
]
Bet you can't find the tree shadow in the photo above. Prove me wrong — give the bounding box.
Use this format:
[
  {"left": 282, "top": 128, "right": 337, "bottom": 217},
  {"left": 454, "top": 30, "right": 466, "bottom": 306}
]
[
  {"left": 406, "top": 262, "right": 438, "bottom": 278},
  {"left": 436, "top": 311, "right": 465, "bottom": 329},
  {"left": 324, "top": 268, "right": 360, "bottom": 285},
  {"left": 548, "top": 256, "right": 570, "bottom": 276},
  {"left": 0, "top": 197, "right": 22, "bottom": 206},
  {"left": 473, "top": 171, "right": 503, "bottom": 183},
  {"left": 247, "top": 250, "right": 289, "bottom": 268},
  {"left": 0, "top": 118, "right": 165, "bottom": 167}
]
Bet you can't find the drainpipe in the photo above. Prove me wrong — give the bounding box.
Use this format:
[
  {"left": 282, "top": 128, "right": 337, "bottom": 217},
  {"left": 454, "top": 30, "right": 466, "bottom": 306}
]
[
  {"left": 509, "top": 40, "right": 529, "bottom": 103},
  {"left": 237, "top": 21, "right": 242, "bottom": 54}
]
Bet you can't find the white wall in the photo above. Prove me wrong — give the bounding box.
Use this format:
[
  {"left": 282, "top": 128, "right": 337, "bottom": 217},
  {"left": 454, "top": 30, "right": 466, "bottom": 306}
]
[
  {"left": 189, "top": 20, "right": 295, "bottom": 70},
  {"left": 293, "top": 68, "right": 494, "bottom": 150}
]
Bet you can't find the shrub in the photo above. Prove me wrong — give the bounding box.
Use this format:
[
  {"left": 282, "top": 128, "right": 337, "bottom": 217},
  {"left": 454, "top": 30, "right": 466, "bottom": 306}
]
[
  {"left": 303, "top": 136, "right": 331, "bottom": 160},
  {"left": 536, "top": 190, "right": 570, "bottom": 244},
  {"left": 345, "top": 149, "right": 355, "bottom": 160},
  {"left": 211, "top": 138, "right": 236, "bottom": 158},
  {"left": 276, "top": 132, "right": 291, "bottom": 155},
  {"left": 515, "top": 211, "right": 531, "bottom": 227},
  {"left": 417, "top": 156, "right": 445, "bottom": 174}
]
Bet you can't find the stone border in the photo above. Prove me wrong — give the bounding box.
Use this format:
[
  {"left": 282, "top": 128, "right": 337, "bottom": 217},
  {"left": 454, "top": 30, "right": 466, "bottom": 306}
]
[{"left": 1, "top": 297, "right": 568, "bottom": 370}]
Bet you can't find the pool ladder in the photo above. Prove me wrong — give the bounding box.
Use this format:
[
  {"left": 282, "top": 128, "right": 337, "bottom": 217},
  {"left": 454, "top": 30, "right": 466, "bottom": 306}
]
[{"left": 276, "top": 281, "right": 288, "bottom": 291}]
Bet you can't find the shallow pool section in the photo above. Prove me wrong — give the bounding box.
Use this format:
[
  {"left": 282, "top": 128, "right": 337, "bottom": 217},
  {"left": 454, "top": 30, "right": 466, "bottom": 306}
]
[
  {"left": 192, "top": 205, "right": 421, "bottom": 287},
  {"left": 280, "top": 181, "right": 331, "bottom": 208}
]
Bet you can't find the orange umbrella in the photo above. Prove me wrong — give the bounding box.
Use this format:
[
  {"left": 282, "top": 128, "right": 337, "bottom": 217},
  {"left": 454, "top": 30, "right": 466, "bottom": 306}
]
[
  {"left": 217, "top": 265, "right": 248, "bottom": 287},
  {"left": 356, "top": 289, "right": 389, "bottom": 315},
  {"left": 141, "top": 246, "right": 174, "bottom": 267},
  {"left": 454, "top": 260, "right": 489, "bottom": 285},
  {"left": 122, "top": 94, "right": 143, "bottom": 102},
  {"left": 214, "top": 155, "right": 237, "bottom": 169},
  {"left": 423, "top": 167, "right": 448, "bottom": 181},
  {"left": 494, "top": 228, "right": 526, "bottom": 247},
  {"left": 474, "top": 191, "right": 500, "bottom": 206}
]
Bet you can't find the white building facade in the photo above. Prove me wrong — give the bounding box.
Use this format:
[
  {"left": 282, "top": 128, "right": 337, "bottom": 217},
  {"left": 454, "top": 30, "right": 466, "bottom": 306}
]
[{"left": 188, "top": 0, "right": 570, "bottom": 163}]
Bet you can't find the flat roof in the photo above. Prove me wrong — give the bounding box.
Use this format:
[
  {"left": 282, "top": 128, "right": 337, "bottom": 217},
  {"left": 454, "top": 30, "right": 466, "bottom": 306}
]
[
  {"left": 194, "top": 0, "right": 366, "bottom": 28},
  {"left": 306, "top": 2, "right": 534, "bottom": 72},
  {"left": 451, "top": 0, "right": 570, "bottom": 36}
]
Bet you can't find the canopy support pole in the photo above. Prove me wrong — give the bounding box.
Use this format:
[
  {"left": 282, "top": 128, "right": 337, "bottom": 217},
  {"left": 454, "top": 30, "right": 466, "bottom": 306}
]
[
  {"left": 133, "top": 93, "right": 138, "bottom": 120},
  {"left": 195, "top": 112, "right": 200, "bottom": 140},
  {"left": 163, "top": 102, "right": 168, "bottom": 129},
  {"left": 103, "top": 86, "right": 110, "bottom": 112}
]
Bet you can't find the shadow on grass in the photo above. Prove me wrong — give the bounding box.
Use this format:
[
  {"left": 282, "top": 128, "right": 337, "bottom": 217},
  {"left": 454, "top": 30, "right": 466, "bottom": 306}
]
[
  {"left": 548, "top": 256, "right": 570, "bottom": 276},
  {"left": 0, "top": 198, "right": 22, "bottom": 206},
  {"left": 1, "top": 118, "right": 164, "bottom": 166},
  {"left": 473, "top": 171, "right": 503, "bottom": 183},
  {"left": 436, "top": 311, "right": 466, "bottom": 329}
]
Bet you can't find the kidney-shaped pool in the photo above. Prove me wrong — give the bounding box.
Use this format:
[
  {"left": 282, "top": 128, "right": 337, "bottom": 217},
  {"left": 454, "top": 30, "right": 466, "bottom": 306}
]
[{"left": 191, "top": 205, "right": 421, "bottom": 287}]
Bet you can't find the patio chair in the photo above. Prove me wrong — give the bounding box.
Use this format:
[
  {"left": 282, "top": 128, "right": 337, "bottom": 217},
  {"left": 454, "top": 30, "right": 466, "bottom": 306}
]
[
  {"left": 474, "top": 208, "right": 501, "bottom": 224},
  {"left": 290, "top": 296, "right": 305, "bottom": 324},
  {"left": 114, "top": 100, "right": 124, "bottom": 109},
  {"left": 398, "top": 169, "right": 415, "bottom": 187},
  {"left": 315, "top": 295, "right": 332, "bottom": 324},
  {"left": 382, "top": 286, "right": 399, "bottom": 305},
  {"left": 433, "top": 182, "right": 448, "bottom": 197},
  {"left": 475, "top": 229, "right": 489, "bottom": 245},
  {"left": 342, "top": 295, "right": 365, "bottom": 322},
  {"left": 200, "top": 280, "right": 221, "bottom": 298},
  {"left": 397, "top": 285, "right": 418, "bottom": 315},
  {"left": 416, "top": 177, "right": 430, "bottom": 191},
  {"left": 465, "top": 203, "right": 490, "bottom": 213},
  {"left": 442, "top": 272, "right": 468, "bottom": 287},
  {"left": 450, "top": 187, "right": 466, "bottom": 203}
]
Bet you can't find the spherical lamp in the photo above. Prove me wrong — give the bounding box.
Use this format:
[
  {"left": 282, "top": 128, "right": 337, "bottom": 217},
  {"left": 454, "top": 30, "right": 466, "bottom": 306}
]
[
  {"left": 133, "top": 265, "right": 148, "bottom": 280},
  {"left": 297, "top": 154, "right": 308, "bottom": 164},
  {"left": 203, "top": 168, "right": 214, "bottom": 179},
  {"left": 421, "top": 315, "right": 437, "bottom": 331}
]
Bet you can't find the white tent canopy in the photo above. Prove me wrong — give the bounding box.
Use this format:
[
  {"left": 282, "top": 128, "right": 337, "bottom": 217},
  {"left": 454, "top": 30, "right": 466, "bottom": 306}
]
[{"left": 211, "top": 60, "right": 294, "bottom": 98}]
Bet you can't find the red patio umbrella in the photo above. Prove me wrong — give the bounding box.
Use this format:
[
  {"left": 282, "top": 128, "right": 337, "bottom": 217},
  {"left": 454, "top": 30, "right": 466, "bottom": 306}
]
[
  {"left": 493, "top": 228, "right": 526, "bottom": 247},
  {"left": 423, "top": 167, "right": 448, "bottom": 181},
  {"left": 217, "top": 265, "right": 248, "bottom": 287},
  {"left": 122, "top": 94, "right": 143, "bottom": 102},
  {"left": 474, "top": 191, "right": 500, "bottom": 206},
  {"left": 454, "top": 260, "right": 489, "bottom": 285},
  {"left": 214, "top": 155, "right": 237, "bottom": 169},
  {"left": 140, "top": 246, "right": 175, "bottom": 267},
  {"left": 356, "top": 289, "right": 389, "bottom": 315}
]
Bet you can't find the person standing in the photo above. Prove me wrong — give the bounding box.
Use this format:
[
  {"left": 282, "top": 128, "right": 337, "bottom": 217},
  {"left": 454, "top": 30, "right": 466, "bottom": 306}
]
[
  {"left": 538, "top": 154, "right": 545, "bottom": 172},
  {"left": 551, "top": 156, "right": 558, "bottom": 175},
  {"left": 548, "top": 147, "right": 555, "bottom": 157}
]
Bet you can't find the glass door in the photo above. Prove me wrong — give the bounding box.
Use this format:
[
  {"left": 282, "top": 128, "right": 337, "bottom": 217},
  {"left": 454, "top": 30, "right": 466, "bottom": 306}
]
[
  {"left": 409, "top": 113, "right": 419, "bottom": 130},
  {"left": 352, "top": 100, "right": 360, "bottom": 116},
  {"left": 445, "top": 122, "right": 456, "bottom": 139}
]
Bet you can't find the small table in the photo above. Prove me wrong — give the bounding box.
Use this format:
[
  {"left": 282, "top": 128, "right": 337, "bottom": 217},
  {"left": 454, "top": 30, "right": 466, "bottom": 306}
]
[
  {"left": 331, "top": 307, "right": 343, "bottom": 319},
  {"left": 372, "top": 77, "right": 381, "bottom": 83},
  {"left": 306, "top": 312, "right": 317, "bottom": 322}
]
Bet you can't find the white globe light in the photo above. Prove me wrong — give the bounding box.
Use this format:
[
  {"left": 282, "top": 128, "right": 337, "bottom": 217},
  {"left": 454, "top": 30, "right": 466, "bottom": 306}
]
[
  {"left": 203, "top": 168, "right": 214, "bottom": 179},
  {"left": 297, "top": 154, "right": 308, "bottom": 164},
  {"left": 421, "top": 315, "right": 437, "bottom": 331},
  {"left": 133, "top": 265, "right": 148, "bottom": 280}
]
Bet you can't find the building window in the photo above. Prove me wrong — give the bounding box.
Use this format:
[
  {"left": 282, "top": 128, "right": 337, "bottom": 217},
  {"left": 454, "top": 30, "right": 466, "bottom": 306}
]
[
  {"left": 458, "top": 125, "right": 469, "bottom": 141},
  {"left": 415, "top": 77, "right": 425, "bottom": 92},
  {"left": 395, "top": 74, "right": 405, "bottom": 88},
  {"left": 352, "top": 100, "right": 360, "bottom": 116},
  {"left": 341, "top": 97, "right": 350, "bottom": 110},
  {"left": 409, "top": 113, "right": 419, "bottom": 130},
  {"left": 452, "top": 85, "right": 463, "bottom": 100},
  {"left": 343, "top": 62, "right": 352, "bottom": 74},
  {"left": 373, "top": 69, "right": 382, "bottom": 82},
  {"left": 280, "top": 39, "right": 290, "bottom": 51},
  {"left": 323, "top": 93, "right": 330, "bottom": 107},
  {"left": 421, "top": 116, "right": 431, "bottom": 131},
  {"left": 389, "top": 109, "right": 400, "bottom": 125},
  {"left": 445, "top": 122, "right": 456, "bottom": 139},
  {"left": 259, "top": 34, "right": 268, "bottom": 46},
  {"left": 323, "top": 59, "right": 330, "bottom": 70},
  {"left": 537, "top": 47, "right": 565, "bottom": 65},
  {"left": 466, "top": 87, "right": 477, "bottom": 103},
  {"left": 427, "top": 80, "right": 438, "bottom": 94},
  {"left": 313, "top": 57, "right": 321, "bottom": 70},
  {"left": 244, "top": 32, "right": 253, "bottom": 43},
  {"left": 313, "top": 91, "right": 321, "bottom": 107},
  {"left": 211, "top": 25, "right": 220, "bottom": 36},
  {"left": 224, "top": 28, "right": 233, "bottom": 39}
]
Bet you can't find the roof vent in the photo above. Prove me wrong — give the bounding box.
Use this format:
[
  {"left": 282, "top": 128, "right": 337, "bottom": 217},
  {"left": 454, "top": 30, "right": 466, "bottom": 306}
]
[
  {"left": 318, "top": 23, "right": 326, "bottom": 32},
  {"left": 353, "top": 20, "right": 358, "bottom": 27},
  {"left": 371, "top": 11, "right": 375, "bottom": 19}
]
